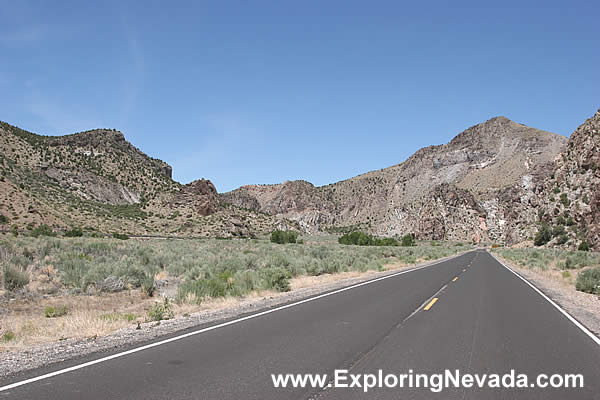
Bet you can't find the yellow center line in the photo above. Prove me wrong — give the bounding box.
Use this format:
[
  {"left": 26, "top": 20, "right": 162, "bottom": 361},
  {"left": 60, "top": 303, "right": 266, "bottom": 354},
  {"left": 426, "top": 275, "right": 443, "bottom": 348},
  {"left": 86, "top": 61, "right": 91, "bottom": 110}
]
[
  {"left": 423, "top": 297, "right": 438, "bottom": 311},
  {"left": 452, "top": 277, "right": 458, "bottom": 282}
]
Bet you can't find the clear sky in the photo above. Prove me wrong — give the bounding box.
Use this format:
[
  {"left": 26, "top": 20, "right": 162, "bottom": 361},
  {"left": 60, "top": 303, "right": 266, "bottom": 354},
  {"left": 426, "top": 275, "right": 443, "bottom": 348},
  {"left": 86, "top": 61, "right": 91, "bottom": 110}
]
[{"left": 1, "top": 0, "right": 598, "bottom": 192}]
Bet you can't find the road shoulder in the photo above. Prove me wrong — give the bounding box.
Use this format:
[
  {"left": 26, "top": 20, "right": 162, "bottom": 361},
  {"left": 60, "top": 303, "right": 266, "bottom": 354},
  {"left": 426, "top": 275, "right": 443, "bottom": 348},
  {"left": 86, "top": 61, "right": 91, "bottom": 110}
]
[{"left": 492, "top": 253, "right": 600, "bottom": 340}]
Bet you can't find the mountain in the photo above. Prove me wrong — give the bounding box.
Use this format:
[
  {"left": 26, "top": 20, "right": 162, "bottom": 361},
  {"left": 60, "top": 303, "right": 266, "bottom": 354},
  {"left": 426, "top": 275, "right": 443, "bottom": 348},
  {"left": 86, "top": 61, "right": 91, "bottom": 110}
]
[
  {"left": 222, "top": 116, "right": 569, "bottom": 242},
  {"left": 3, "top": 110, "right": 597, "bottom": 249},
  {"left": 0, "top": 122, "right": 295, "bottom": 237},
  {"left": 500, "top": 109, "right": 600, "bottom": 250}
]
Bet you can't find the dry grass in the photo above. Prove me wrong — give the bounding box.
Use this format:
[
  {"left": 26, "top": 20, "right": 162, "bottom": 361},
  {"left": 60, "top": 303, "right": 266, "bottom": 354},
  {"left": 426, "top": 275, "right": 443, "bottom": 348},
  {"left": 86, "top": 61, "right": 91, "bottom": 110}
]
[
  {"left": 1, "top": 291, "right": 148, "bottom": 351},
  {"left": 492, "top": 247, "right": 600, "bottom": 291},
  {"left": 1, "top": 236, "right": 469, "bottom": 351},
  {"left": 0, "top": 258, "right": 420, "bottom": 351}
]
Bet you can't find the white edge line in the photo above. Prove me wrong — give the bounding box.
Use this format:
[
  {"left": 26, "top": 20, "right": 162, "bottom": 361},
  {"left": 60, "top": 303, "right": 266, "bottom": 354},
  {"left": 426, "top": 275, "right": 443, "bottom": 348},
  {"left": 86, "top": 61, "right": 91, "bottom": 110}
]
[
  {"left": 489, "top": 251, "right": 600, "bottom": 347},
  {"left": 0, "top": 251, "right": 469, "bottom": 392}
]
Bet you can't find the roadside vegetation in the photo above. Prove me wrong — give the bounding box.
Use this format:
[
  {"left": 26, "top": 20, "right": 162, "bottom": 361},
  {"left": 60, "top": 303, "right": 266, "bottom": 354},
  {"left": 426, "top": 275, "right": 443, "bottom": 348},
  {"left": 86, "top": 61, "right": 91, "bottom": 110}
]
[
  {"left": 270, "top": 230, "right": 298, "bottom": 244},
  {"left": 491, "top": 247, "right": 600, "bottom": 295},
  {"left": 0, "top": 235, "right": 471, "bottom": 348},
  {"left": 1, "top": 235, "right": 467, "bottom": 299},
  {"left": 338, "top": 231, "right": 418, "bottom": 247}
]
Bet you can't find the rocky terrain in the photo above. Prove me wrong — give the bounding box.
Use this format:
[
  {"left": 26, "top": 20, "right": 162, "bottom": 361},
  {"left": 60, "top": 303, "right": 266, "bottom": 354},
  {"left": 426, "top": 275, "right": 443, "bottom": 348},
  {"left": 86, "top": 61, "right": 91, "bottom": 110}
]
[
  {"left": 499, "top": 109, "right": 600, "bottom": 250},
  {"left": 223, "top": 116, "right": 570, "bottom": 244},
  {"left": 0, "top": 122, "right": 295, "bottom": 237},
  {"left": 2, "top": 109, "right": 599, "bottom": 249}
]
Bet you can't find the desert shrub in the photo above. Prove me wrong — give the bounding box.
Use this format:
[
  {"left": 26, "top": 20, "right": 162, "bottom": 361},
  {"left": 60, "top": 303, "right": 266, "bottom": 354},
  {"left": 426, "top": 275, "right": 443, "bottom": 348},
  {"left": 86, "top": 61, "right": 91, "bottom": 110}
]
[
  {"left": 562, "top": 271, "right": 571, "bottom": 278},
  {"left": 0, "top": 214, "right": 8, "bottom": 224},
  {"left": 177, "top": 278, "right": 227, "bottom": 302},
  {"left": 563, "top": 256, "right": 576, "bottom": 269},
  {"left": 270, "top": 230, "right": 298, "bottom": 244},
  {"left": 560, "top": 193, "right": 570, "bottom": 207},
  {"left": 31, "top": 224, "right": 56, "bottom": 238},
  {"left": 575, "top": 267, "right": 600, "bottom": 294},
  {"left": 112, "top": 232, "right": 129, "bottom": 240},
  {"left": 232, "top": 269, "right": 260, "bottom": 294},
  {"left": 121, "top": 266, "right": 149, "bottom": 288},
  {"left": 1, "top": 331, "right": 16, "bottom": 342},
  {"left": 10, "top": 225, "right": 18, "bottom": 237},
  {"left": 552, "top": 225, "right": 566, "bottom": 237},
  {"left": 2, "top": 236, "right": 471, "bottom": 300},
  {"left": 578, "top": 241, "right": 590, "bottom": 252},
  {"left": 261, "top": 267, "right": 291, "bottom": 292},
  {"left": 534, "top": 224, "right": 552, "bottom": 246},
  {"left": 141, "top": 275, "right": 156, "bottom": 297},
  {"left": 44, "top": 305, "right": 68, "bottom": 318},
  {"left": 147, "top": 298, "right": 174, "bottom": 321},
  {"left": 2, "top": 265, "right": 29, "bottom": 291},
  {"left": 100, "top": 312, "right": 138, "bottom": 322},
  {"left": 556, "top": 234, "right": 569, "bottom": 245},
  {"left": 64, "top": 228, "right": 83, "bottom": 237},
  {"left": 124, "top": 313, "right": 138, "bottom": 321},
  {"left": 401, "top": 234, "right": 416, "bottom": 247}
]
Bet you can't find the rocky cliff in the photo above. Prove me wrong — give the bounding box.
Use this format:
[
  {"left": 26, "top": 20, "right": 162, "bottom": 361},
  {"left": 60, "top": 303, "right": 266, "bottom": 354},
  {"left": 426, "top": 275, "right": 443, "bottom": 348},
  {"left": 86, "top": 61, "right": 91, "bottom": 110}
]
[
  {"left": 223, "top": 116, "right": 569, "bottom": 243},
  {"left": 514, "top": 109, "right": 600, "bottom": 250}
]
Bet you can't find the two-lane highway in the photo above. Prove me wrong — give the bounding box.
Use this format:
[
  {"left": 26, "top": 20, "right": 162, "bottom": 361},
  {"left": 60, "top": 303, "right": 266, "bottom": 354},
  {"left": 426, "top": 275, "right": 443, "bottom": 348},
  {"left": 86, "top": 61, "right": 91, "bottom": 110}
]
[{"left": 1, "top": 250, "right": 599, "bottom": 399}]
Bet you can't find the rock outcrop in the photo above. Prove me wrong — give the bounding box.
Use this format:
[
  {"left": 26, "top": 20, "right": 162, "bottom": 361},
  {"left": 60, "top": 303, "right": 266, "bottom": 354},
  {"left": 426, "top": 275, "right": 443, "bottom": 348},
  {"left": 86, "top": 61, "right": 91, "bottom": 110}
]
[
  {"left": 514, "top": 109, "right": 600, "bottom": 250},
  {"left": 0, "top": 122, "right": 290, "bottom": 237},
  {"left": 222, "top": 116, "right": 569, "bottom": 243}
]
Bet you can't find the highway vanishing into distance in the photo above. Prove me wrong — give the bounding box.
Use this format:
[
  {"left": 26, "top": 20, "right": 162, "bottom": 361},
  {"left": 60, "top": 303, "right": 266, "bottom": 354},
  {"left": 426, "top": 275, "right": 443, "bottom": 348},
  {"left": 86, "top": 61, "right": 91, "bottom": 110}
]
[{"left": 1, "top": 250, "right": 599, "bottom": 399}]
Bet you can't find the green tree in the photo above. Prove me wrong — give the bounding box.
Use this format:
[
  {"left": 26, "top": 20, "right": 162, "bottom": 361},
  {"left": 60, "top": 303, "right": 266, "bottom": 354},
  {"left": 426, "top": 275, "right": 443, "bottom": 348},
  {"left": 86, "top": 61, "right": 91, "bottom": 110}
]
[
  {"left": 560, "top": 193, "right": 570, "bottom": 207},
  {"left": 552, "top": 225, "right": 566, "bottom": 237},
  {"left": 64, "top": 227, "right": 83, "bottom": 237},
  {"left": 534, "top": 224, "right": 552, "bottom": 246},
  {"left": 401, "top": 233, "right": 416, "bottom": 247},
  {"left": 270, "top": 230, "right": 298, "bottom": 244},
  {"left": 578, "top": 241, "right": 590, "bottom": 252},
  {"left": 31, "top": 224, "right": 56, "bottom": 238}
]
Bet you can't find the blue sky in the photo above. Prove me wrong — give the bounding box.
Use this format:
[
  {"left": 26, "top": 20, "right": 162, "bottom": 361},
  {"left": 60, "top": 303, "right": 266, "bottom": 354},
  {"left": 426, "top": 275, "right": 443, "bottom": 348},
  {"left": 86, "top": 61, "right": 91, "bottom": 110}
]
[{"left": 1, "top": 0, "right": 598, "bottom": 192}]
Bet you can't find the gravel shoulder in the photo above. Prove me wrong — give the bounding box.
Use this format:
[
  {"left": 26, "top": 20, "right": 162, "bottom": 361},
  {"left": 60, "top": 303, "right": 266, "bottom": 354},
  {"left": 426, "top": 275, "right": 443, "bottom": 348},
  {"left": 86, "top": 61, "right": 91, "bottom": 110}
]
[
  {"left": 494, "top": 253, "right": 600, "bottom": 338},
  {"left": 0, "top": 253, "right": 463, "bottom": 379}
]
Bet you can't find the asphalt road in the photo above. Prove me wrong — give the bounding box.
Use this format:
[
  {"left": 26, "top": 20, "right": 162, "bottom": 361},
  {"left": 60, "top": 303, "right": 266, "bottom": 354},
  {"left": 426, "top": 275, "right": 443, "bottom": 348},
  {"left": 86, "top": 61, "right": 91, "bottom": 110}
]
[{"left": 1, "top": 250, "right": 599, "bottom": 399}]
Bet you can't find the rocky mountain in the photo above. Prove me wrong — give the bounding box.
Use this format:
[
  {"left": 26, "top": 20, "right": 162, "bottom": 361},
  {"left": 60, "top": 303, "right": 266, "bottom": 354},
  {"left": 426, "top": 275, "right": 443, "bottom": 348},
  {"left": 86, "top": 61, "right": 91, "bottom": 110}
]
[
  {"left": 500, "top": 109, "right": 600, "bottom": 250},
  {"left": 2, "top": 109, "right": 597, "bottom": 248},
  {"left": 223, "top": 116, "right": 569, "bottom": 243},
  {"left": 0, "top": 122, "right": 294, "bottom": 237},
  {"left": 559, "top": 109, "right": 600, "bottom": 249}
]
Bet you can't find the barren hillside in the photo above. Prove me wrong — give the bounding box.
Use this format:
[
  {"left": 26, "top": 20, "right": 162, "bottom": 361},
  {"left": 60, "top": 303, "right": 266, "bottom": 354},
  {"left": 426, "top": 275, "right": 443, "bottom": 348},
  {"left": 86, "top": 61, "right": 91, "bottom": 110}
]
[
  {"left": 0, "top": 122, "right": 294, "bottom": 237},
  {"left": 223, "top": 116, "right": 568, "bottom": 242}
]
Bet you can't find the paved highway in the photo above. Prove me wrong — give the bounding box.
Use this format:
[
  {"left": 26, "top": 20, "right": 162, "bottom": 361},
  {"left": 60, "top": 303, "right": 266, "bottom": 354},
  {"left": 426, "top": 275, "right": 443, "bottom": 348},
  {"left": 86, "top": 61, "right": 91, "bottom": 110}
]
[{"left": 1, "top": 250, "right": 599, "bottom": 399}]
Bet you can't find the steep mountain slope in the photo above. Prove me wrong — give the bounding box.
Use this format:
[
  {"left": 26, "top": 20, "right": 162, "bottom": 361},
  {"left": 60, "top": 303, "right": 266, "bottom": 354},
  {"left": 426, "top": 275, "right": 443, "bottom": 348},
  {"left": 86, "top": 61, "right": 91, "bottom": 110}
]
[
  {"left": 0, "top": 122, "right": 293, "bottom": 237},
  {"left": 558, "top": 109, "right": 600, "bottom": 249},
  {"left": 501, "top": 109, "right": 600, "bottom": 250},
  {"left": 223, "top": 117, "right": 568, "bottom": 241}
]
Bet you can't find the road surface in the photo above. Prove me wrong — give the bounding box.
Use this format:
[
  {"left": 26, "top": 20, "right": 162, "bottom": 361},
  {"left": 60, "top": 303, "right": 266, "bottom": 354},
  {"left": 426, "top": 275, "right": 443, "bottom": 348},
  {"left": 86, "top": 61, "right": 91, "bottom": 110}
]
[{"left": 1, "top": 250, "right": 599, "bottom": 399}]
